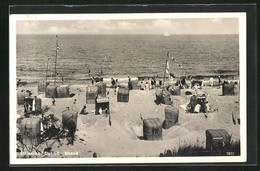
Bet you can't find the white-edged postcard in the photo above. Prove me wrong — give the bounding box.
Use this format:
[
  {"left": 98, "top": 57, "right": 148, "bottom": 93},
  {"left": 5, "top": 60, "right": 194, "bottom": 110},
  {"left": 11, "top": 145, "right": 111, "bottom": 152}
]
[{"left": 10, "top": 12, "right": 247, "bottom": 165}]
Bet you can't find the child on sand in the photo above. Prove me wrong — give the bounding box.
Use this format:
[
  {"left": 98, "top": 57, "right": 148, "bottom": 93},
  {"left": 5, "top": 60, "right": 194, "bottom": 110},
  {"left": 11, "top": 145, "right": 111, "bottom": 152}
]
[
  {"left": 80, "top": 105, "right": 88, "bottom": 115},
  {"left": 52, "top": 97, "right": 56, "bottom": 106}
]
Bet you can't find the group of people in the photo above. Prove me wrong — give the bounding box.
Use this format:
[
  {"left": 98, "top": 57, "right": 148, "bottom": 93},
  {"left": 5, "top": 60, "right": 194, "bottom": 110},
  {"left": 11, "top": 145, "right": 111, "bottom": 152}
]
[
  {"left": 91, "top": 76, "right": 102, "bottom": 85},
  {"left": 187, "top": 94, "right": 211, "bottom": 114},
  {"left": 140, "top": 78, "right": 160, "bottom": 90}
]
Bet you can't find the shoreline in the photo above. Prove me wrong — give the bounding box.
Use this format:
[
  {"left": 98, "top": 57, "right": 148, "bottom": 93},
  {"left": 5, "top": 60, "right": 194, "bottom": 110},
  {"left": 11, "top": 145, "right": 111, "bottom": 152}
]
[{"left": 17, "top": 73, "right": 239, "bottom": 85}]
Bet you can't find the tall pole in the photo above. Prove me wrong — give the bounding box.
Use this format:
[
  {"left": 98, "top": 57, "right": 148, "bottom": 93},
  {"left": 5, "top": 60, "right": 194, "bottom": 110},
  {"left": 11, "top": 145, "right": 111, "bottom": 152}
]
[
  {"left": 54, "top": 35, "right": 58, "bottom": 85},
  {"left": 162, "top": 52, "right": 169, "bottom": 91},
  {"left": 45, "top": 57, "right": 50, "bottom": 92}
]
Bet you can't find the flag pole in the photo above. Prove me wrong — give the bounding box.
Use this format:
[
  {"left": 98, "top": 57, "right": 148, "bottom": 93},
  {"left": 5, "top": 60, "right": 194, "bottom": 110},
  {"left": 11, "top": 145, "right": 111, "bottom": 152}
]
[
  {"left": 54, "top": 35, "right": 58, "bottom": 85},
  {"left": 45, "top": 57, "right": 50, "bottom": 92},
  {"left": 162, "top": 51, "right": 169, "bottom": 91}
]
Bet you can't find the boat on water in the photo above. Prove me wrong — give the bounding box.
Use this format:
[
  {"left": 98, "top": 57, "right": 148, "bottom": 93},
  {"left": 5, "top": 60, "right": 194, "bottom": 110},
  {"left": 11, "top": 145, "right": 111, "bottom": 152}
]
[{"left": 164, "top": 31, "right": 170, "bottom": 37}]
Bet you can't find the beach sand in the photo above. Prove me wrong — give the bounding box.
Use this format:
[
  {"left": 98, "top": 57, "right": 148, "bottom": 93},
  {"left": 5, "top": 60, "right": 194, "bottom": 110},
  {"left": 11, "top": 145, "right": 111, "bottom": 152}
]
[{"left": 16, "top": 83, "right": 240, "bottom": 158}]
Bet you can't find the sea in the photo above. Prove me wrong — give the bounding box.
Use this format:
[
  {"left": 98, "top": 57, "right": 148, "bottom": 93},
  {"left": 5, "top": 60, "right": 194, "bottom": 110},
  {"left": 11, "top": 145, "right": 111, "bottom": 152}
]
[{"left": 16, "top": 34, "right": 239, "bottom": 83}]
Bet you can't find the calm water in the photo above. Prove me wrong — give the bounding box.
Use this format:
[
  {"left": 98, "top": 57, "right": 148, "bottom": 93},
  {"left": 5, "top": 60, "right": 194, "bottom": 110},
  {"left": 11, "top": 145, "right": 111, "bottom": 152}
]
[{"left": 16, "top": 34, "right": 239, "bottom": 82}]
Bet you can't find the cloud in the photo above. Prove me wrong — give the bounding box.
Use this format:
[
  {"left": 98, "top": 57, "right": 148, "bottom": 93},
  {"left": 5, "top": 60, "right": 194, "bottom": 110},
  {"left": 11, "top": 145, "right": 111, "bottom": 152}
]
[
  {"left": 17, "top": 21, "right": 41, "bottom": 34},
  {"left": 210, "top": 18, "right": 222, "bottom": 23},
  {"left": 16, "top": 18, "right": 238, "bottom": 35},
  {"left": 117, "top": 21, "right": 138, "bottom": 31}
]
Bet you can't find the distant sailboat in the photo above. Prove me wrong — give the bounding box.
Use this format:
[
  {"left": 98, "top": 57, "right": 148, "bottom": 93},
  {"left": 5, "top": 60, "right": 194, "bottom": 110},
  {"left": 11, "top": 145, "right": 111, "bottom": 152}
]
[{"left": 164, "top": 31, "right": 170, "bottom": 37}]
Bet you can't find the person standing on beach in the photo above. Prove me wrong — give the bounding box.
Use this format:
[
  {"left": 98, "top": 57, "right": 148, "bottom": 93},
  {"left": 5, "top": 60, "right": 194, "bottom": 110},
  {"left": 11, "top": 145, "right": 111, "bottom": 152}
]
[
  {"left": 17, "top": 79, "right": 21, "bottom": 88},
  {"left": 52, "top": 97, "right": 56, "bottom": 106},
  {"left": 190, "top": 77, "right": 194, "bottom": 89},
  {"left": 91, "top": 77, "right": 95, "bottom": 86},
  {"left": 105, "top": 107, "right": 109, "bottom": 117},
  {"left": 151, "top": 79, "right": 154, "bottom": 89},
  {"left": 159, "top": 79, "right": 162, "bottom": 88},
  {"left": 76, "top": 88, "right": 81, "bottom": 98},
  {"left": 210, "top": 77, "right": 214, "bottom": 87},
  {"left": 218, "top": 76, "right": 221, "bottom": 88},
  {"left": 109, "top": 114, "right": 112, "bottom": 126},
  {"left": 111, "top": 78, "right": 115, "bottom": 87}
]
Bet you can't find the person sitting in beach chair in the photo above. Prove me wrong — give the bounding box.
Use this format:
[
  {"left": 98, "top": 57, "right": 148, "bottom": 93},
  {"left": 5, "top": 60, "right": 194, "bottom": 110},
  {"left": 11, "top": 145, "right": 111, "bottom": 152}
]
[
  {"left": 205, "top": 101, "right": 211, "bottom": 113},
  {"left": 99, "top": 108, "right": 102, "bottom": 115},
  {"left": 145, "top": 81, "right": 149, "bottom": 90},
  {"left": 24, "top": 97, "right": 33, "bottom": 114},
  {"left": 140, "top": 80, "right": 145, "bottom": 90},
  {"left": 194, "top": 104, "right": 201, "bottom": 113}
]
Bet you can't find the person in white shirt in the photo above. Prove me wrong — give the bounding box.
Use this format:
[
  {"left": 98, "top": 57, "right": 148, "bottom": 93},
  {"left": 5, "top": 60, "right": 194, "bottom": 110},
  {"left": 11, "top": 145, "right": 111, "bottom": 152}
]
[
  {"left": 210, "top": 77, "right": 214, "bottom": 87},
  {"left": 194, "top": 104, "right": 201, "bottom": 113},
  {"left": 99, "top": 108, "right": 102, "bottom": 115}
]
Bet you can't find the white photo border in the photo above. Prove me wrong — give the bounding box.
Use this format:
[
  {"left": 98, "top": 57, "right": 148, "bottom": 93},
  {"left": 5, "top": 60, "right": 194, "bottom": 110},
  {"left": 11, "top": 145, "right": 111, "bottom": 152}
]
[{"left": 9, "top": 12, "right": 247, "bottom": 165}]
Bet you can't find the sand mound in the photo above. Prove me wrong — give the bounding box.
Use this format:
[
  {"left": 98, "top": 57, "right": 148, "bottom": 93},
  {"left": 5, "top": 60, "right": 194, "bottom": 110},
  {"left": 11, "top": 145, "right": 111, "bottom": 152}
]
[{"left": 163, "top": 126, "right": 190, "bottom": 140}]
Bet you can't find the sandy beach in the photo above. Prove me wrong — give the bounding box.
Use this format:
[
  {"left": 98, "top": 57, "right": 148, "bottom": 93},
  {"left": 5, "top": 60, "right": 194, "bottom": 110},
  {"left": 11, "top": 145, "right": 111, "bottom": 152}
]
[{"left": 16, "top": 80, "right": 240, "bottom": 158}]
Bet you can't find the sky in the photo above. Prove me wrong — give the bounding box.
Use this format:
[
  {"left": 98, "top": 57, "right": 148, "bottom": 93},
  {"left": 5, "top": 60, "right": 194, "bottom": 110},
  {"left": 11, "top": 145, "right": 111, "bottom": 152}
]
[{"left": 16, "top": 18, "right": 239, "bottom": 35}]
